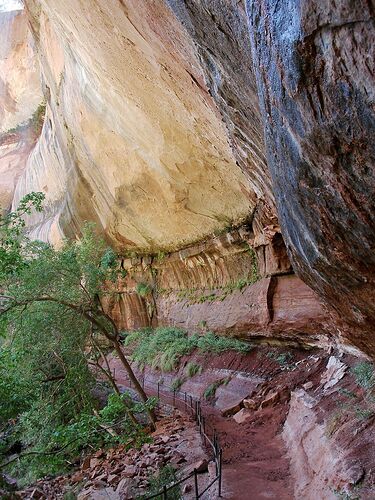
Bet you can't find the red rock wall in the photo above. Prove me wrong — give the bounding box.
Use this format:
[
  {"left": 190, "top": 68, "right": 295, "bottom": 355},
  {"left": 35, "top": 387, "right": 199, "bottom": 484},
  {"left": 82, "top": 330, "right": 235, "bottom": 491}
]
[
  {"left": 157, "top": 275, "right": 331, "bottom": 348},
  {"left": 104, "top": 231, "right": 332, "bottom": 348}
]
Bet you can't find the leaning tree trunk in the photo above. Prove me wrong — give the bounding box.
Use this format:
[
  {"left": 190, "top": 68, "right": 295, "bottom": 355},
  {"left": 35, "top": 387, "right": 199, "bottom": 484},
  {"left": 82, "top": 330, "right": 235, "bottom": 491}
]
[{"left": 112, "top": 338, "right": 156, "bottom": 429}]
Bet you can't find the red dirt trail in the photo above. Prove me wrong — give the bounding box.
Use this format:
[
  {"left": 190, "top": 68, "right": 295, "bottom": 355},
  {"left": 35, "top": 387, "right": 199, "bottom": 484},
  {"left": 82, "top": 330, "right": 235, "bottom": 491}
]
[{"left": 111, "top": 348, "right": 301, "bottom": 499}]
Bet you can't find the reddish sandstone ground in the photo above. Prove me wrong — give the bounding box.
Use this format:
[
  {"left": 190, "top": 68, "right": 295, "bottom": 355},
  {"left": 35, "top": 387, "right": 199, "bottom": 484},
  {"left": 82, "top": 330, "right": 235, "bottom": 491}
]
[
  {"left": 112, "top": 347, "right": 314, "bottom": 499},
  {"left": 111, "top": 346, "right": 375, "bottom": 499}
]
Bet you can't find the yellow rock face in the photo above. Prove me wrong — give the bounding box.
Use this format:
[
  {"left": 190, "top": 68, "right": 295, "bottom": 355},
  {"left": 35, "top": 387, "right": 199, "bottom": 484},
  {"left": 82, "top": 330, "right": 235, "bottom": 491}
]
[
  {"left": 13, "top": 0, "right": 256, "bottom": 251},
  {"left": 0, "top": 8, "right": 43, "bottom": 209}
]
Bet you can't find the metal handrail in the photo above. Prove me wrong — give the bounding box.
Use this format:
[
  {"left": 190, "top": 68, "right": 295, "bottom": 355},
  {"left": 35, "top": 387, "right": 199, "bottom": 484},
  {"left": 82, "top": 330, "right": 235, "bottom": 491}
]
[{"left": 123, "top": 375, "right": 223, "bottom": 499}]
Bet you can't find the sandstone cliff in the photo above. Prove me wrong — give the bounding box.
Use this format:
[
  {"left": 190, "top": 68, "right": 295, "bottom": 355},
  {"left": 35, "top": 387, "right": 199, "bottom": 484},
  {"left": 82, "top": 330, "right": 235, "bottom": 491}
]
[
  {"left": 0, "top": 7, "right": 42, "bottom": 209},
  {"left": 2, "top": 0, "right": 374, "bottom": 356}
]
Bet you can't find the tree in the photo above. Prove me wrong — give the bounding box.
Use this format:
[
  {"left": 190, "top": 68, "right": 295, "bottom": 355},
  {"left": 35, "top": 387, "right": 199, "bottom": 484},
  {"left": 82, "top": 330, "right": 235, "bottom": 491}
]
[
  {"left": 0, "top": 195, "right": 155, "bottom": 428},
  {"left": 0, "top": 192, "right": 44, "bottom": 280}
]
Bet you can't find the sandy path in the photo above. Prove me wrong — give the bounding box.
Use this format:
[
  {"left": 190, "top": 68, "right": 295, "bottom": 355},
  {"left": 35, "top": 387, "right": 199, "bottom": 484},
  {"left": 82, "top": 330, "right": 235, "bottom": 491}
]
[{"left": 115, "top": 374, "right": 294, "bottom": 500}]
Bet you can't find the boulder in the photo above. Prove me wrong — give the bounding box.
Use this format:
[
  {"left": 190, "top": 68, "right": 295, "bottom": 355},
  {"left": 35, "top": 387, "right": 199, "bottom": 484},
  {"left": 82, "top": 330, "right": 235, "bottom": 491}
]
[
  {"left": 320, "top": 356, "right": 348, "bottom": 391},
  {"left": 233, "top": 408, "right": 253, "bottom": 424},
  {"left": 243, "top": 398, "right": 257, "bottom": 410},
  {"left": 302, "top": 382, "right": 314, "bottom": 390},
  {"left": 260, "top": 391, "right": 279, "bottom": 409},
  {"left": 192, "top": 459, "right": 209, "bottom": 473},
  {"left": 221, "top": 401, "right": 243, "bottom": 417}
]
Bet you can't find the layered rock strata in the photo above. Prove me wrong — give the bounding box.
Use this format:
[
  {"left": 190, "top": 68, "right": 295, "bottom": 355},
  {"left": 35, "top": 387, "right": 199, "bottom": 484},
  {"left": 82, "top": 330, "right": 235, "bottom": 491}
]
[
  {"left": 105, "top": 228, "right": 331, "bottom": 349},
  {"left": 2, "top": 0, "right": 374, "bottom": 354}
]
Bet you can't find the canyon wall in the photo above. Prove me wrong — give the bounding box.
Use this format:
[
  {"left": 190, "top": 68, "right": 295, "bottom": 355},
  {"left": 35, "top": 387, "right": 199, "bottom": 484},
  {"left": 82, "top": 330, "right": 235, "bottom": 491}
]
[
  {"left": 2, "top": 1, "right": 374, "bottom": 356},
  {"left": 247, "top": 0, "right": 375, "bottom": 354},
  {"left": 14, "top": 0, "right": 277, "bottom": 252},
  {"left": 0, "top": 8, "right": 43, "bottom": 210}
]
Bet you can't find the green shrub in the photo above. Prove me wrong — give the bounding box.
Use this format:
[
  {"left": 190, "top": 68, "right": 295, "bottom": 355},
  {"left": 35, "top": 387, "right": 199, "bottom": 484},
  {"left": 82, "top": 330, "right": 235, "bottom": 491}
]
[
  {"left": 351, "top": 362, "right": 375, "bottom": 390},
  {"left": 266, "top": 350, "right": 293, "bottom": 366},
  {"left": 6, "top": 393, "right": 154, "bottom": 487},
  {"left": 142, "top": 465, "right": 180, "bottom": 499},
  {"left": 124, "top": 328, "right": 252, "bottom": 372},
  {"left": 203, "top": 378, "right": 230, "bottom": 400},
  {"left": 196, "top": 332, "right": 252, "bottom": 354},
  {"left": 185, "top": 362, "right": 202, "bottom": 378},
  {"left": 136, "top": 282, "right": 152, "bottom": 297},
  {"left": 171, "top": 377, "right": 184, "bottom": 392},
  {"left": 124, "top": 327, "right": 197, "bottom": 371},
  {"left": 355, "top": 407, "right": 374, "bottom": 421}
]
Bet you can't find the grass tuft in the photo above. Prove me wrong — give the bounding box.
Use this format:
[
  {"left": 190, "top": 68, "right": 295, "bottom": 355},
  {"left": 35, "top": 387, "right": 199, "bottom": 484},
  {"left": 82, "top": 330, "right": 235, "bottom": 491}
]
[
  {"left": 124, "top": 327, "right": 252, "bottom": 372},
  {"left": 171, "top": 377, "right": 184, "bottom": 392},
  {"left": 203, "top": 378, "right": 230, "bottom": 400},
  {"left": 136, "top": 282, "right": 152, "bottom": 297},
  {"left": 351, "top": 362, "right": 375, "bottom": 390},
  {"left": 185, "top": 362, "right": 202, "bottom": 378}
]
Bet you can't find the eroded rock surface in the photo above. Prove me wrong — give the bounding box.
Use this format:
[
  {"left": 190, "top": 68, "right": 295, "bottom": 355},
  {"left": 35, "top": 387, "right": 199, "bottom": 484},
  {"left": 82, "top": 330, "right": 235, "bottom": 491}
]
[
  {"left": 247, "top": 0, "right": 375, "bottom": 354},
  {"left": 1, "top": 0, "right": 374, "bottom": 355},
  {"left": 14, "top": 0, "right": 272, "bottom": 251},
  {"left": 0, "top": 8, "right": 43, "bottom": 209}
]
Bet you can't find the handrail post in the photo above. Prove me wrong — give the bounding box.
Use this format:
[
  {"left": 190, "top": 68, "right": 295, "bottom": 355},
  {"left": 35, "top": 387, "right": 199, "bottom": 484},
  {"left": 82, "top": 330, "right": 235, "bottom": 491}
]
[
  {"left": 157, "top": 382, "right": 160, "bottom": 399},
  {"left": 218, "top": 449, "right": 223, "bottom": 497},
  {"left": 194, "top": 468, "right": 199, "bottom": 499},
  {"left": 163, "top": 484, "right": 167, "bottom": 499}
]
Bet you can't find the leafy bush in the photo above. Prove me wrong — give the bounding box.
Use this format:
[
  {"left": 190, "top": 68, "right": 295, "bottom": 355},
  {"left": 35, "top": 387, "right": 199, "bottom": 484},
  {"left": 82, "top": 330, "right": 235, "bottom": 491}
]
[
  {"left": 124, "top": 327, "right": 197, "bottom": 371},
  {"left": 171, "top": 377, "right": 184, "bottom": 392},
  {"left": 203, "top": 378, "right": 229, "bottom": 400},
  {"left": 142, "top": 465, "right": 180, "bottom": 500},
  {"left": 351, "top": 362, "right": 375, "bottom": 390},
  {"left": 0, "top": 197, "right": 155, "bottom": 484},
  {"left": 0, "top": 347, "right": 32, "bottom": 423},
  {"left": 185, "top": 362, "right": 202, "bottom": 378},
  {"left": 6, "top": 393, "right": 154, "bottom": 487},
  {"left": 124, "top": 328, "right": 252, "bottom": 372},
  {"left": 196, "top": 332, "right": 252, "bottom": 354},
  {"left": 136, "top": 282, "right": 152, "bottom": 297}
]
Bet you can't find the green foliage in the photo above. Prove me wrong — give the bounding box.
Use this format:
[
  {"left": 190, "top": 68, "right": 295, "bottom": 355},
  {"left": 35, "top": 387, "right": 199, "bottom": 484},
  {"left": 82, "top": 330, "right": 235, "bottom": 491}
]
[
  {"left": 355, "top": 407, "right": 374, "bottom": 421},
  {"left": 185, "top": 362, "right": 202, "bottom": 378},
  {"left": 351, "top": 362, "right": 375, "bottom": 390},
  {"left": 196, "top": 332, "right": 252, "bottom": 354},
  {"left": 0, "top": 192, "right": 44, "bottom": 279},
  {"left": 339, "top": 388, "right": 357, "bottom": 399},
  {"left": 7, "top": 393, "right": 152, "bottom": 487},
  {"left": 100, "top": 247, "right": 118, "bottom": 270},
  {"left": 171, "top": 377, "right": 184, "bottom": 392},
  {"left": 203, "top": 378, "right": 229, "bottom": 400},
  {"left": 156, "top": 251, "right": 167, "bottom": 262},
  {"left": 141, "top": 465, "right": 180, "bottom": 500},
  {"left": 124, "top": 327, "right": 196, "bottom": 372},
  {"left": 175, "top": 250, "right": 259, "bottom": 305},
  {"left": 0, "top": 348, "right": 32, "bottom": 422},
  {"left": 3, "top": 103, "right": 46, "bottom": 137},
  {"left": 0, "top": 196, "right": 154, "bottom": 484},
  {"left": 31, "top": 102, "right": 46, "bottom": 134},
  {"left": 136, "top": 282, "right": 152, "bottom": 297},
  {"left": 266, "top": 350, "right": 293, "bottom": 366},
  {"left": 124, "top": 327, "right": 252, "bottom": 372}
]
